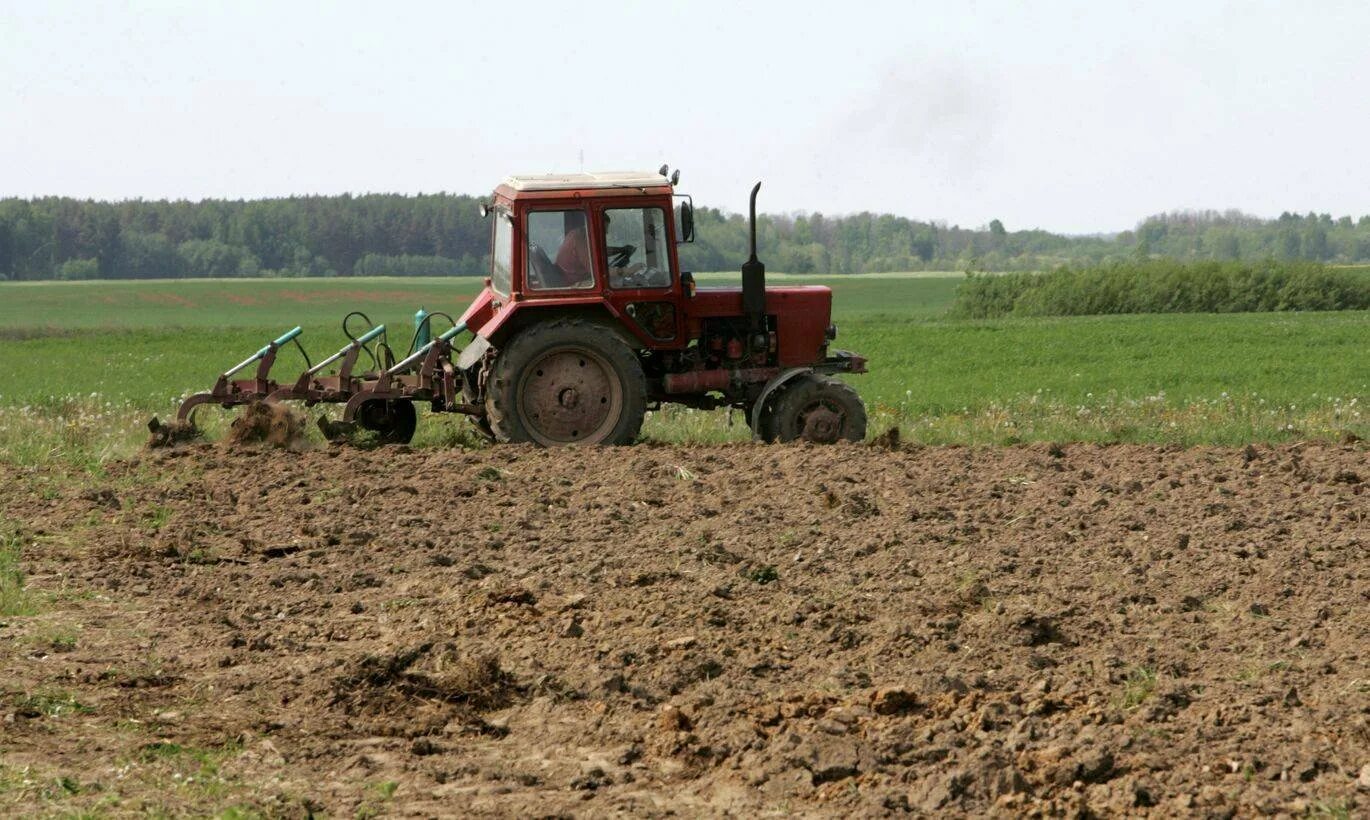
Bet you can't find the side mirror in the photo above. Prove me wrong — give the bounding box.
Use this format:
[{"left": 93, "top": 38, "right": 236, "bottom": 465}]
[
  {"left": 675, "top": 195, "right": 695, "bottom": 244},
  {"left": 479, "top": 202, "right": 490, "bottom": 218}
]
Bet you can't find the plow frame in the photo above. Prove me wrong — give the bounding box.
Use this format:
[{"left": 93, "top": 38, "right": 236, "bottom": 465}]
[
  {"left": 267, "top": 324, "right": 387, "bottom": 407},
  {"left": 175, "top": 326, "right": 304, "bottom": 424}
]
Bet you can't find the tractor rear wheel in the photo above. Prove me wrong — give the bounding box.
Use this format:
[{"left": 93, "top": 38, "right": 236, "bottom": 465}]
[
  {"left": 357, "top": 398, "right": 418, "bottom": 444},
  {"left": 486, "top": 319, "right": 646, "bottom": 446},
  {"left": 769, "top": 374, "right": 866, "bottom": 444}
]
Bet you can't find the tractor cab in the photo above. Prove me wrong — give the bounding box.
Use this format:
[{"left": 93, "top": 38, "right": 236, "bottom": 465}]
[{"left": 465, "top": 171, "right": 690, "bottom": 347}]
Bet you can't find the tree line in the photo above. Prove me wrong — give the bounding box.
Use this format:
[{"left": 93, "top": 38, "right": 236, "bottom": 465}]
[
  {"left": 3, "top": 194, "right": 1370, "bottom": 281},
  {"left": 0, "top": 194, "right": 488, "bottom": 281}
]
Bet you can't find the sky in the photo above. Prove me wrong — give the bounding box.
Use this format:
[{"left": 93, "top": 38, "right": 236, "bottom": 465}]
[{"left": 3, "top": 0, "right": 1370, "bottom": 234}]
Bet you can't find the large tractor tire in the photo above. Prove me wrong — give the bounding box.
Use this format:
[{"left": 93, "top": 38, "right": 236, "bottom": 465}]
[
  {"left": 767, "top": 374, "right": 867, "bottom": 444},
  {"left": 744, "top": 398, "right": 778, "bottom": 442},
  {"left": 485, "top": 319, "right": 646, "bottom": 446}
]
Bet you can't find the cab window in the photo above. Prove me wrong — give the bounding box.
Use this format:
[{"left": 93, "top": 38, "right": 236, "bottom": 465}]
[
  {"left": 603, "top": 207, "right": 673, "bottom": 289},
  {"left": 491, "top": 211, "right": 513, "bottom": 295},
  {"left": 526, "top": 209, "right": 594, "bottom": 290}
]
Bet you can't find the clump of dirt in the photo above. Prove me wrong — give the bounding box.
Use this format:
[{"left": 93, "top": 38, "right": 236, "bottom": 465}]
[
  {"left": 870, "top": 425, "right": 901, "bottom": 450},
  {"left": 329, "top": 643, "right": 514, "bottom": 738},
  {"left": 144, "top": 416, "right": 200, "bottom": 448},
  {"left": 226, "top": 401, "right": 307, "bottom": 449},
  {"left": 332, "top": 643, "right": 513, "bottom": 716}
]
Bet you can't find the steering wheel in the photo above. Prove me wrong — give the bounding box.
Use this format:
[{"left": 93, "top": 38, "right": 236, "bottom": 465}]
[
  {"left": 606, "top": 244, "right": 636, "bottom": 269},
  {"left": 617, "top": 265, "right": 666, "bottom": 289}
]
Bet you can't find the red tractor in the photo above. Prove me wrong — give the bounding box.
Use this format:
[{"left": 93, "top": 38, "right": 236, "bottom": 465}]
[{"left": 161, "top": 168, "right": 867, "bottom": 446}]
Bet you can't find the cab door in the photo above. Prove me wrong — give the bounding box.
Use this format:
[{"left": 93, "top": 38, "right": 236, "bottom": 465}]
[{"left": 594, "top": 201, "right": 686, "bottom": 348}]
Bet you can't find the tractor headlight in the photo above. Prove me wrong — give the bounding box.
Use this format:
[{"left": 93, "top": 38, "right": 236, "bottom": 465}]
[{"left": 825, "top": 324, "right": 838, "bottom": 341}]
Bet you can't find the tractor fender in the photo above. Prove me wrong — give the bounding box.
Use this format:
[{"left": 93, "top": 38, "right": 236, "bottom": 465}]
[
  {"left": 749, "top": 367, "right": 813, "bottom": 438},
  {"left": 477, "top": 297, "right": 625, "bottom": 344},
  {"left": 485, "top": 302, "right": 642, "bottom": 351}
]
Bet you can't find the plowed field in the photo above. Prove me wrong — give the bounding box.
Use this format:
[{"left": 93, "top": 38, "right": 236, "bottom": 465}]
[{"left": 2, "top": 441, "right": 1366, "bottom": 816}]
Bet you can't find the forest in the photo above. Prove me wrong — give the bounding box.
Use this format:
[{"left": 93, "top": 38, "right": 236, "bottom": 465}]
[{"left": 3, "top": 193, "right": 1370, "bottom": 281}]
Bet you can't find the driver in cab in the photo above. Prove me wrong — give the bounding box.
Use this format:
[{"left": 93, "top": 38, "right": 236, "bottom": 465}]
[
  {"left": 553, "top": 211, "right": 646, "bottom": 288},
  {"left": 554, "top": 211, "right": 593, "bottom": 288}
]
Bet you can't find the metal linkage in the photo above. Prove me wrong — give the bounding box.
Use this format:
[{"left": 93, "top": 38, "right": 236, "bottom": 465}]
[
  {"left": 267, "top": 324, "right": 387, "bottom": 406},
  {"left": 175, "top": 326, "right": 305, "bottom": 424},
  {"left": 337, "top": 322, "right": 472, "bottom": 428}
]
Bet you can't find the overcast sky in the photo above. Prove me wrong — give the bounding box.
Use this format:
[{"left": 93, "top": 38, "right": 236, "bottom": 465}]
[{"left": 3, "top": 1, "right": 1369, "bottom": 233}]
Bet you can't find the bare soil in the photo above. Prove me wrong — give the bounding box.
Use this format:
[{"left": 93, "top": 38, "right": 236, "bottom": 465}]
[{"left": 1, "top": 441, "right": 1366, "bottom": 816}]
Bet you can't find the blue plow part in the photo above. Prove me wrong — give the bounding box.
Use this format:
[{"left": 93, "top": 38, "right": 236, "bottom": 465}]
[
  {"left": 356, "top": 324, "right": 386, "bottom": 345},
  {"left": 386, "top": 321, "right": 468, "bottom": 375},
  {"left": 254, "top": 326, "right": 303, "bottom": 360},
  {"left": 414, "top": 307, "right": 431, "bottom": 348},
  {"left": 224, "top": 326, "right": 303, "bottom": 378}
]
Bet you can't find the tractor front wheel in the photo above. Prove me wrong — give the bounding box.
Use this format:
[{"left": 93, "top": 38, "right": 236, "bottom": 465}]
[
  {"left": 768, "top": 374, "right": 866, "bottom": 444},
  {"left": 486, "top": 320, "right": 646, "bottom": 446}
]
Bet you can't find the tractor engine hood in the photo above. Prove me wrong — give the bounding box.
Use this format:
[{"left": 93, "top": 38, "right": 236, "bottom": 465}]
[{"left": 689, "top": 285, "right": 834, "bottom": 367}]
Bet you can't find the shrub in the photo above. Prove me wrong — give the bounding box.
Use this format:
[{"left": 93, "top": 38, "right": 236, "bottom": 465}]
[
  {"left": 177, "top": 239, "right": 259, "bottom": 279},
  {"left": 55, "top": 258, "right": 99, "bottom": 280},
  {"left": 951, "top": 259, "right": 1370, "bottom": 318}
]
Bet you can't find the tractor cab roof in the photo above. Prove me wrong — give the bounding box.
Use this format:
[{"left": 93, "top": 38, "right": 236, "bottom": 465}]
[{"left": 498, "top": 171, "right": 673, "bottom": 200}]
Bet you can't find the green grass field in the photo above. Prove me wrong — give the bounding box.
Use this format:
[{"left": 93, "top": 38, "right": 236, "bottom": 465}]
[{"left": 0, "top": 274, "right": 1365, "bottom": 468}]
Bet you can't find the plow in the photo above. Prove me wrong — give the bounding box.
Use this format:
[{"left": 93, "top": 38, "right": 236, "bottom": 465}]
[
  {"left": 151, "top": 314, "right": 471, "bottom": 445},
  {"left": 152, "top": 167, "right": 869, "bottom": 447}
]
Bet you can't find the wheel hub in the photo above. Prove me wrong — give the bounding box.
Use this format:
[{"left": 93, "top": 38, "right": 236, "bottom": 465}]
[
  {"left": 799, "top": 404, "right": 843, "bottom": 444},
  {"left": 519, "top": 348, "right": 621, "bottom": 444}
]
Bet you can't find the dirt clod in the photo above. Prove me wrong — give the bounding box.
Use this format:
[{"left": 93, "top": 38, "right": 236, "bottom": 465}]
[
  {"left": 145, "top": 416, "right": 199, "bottom": 448},
  {"left": 870, "top": 687, "right": 919, "bottom": 715},
  {"left": 658, "top": 704, "right": 692, "bottom": 732},
  {"left": 226, "top": 401, "right": 307, "bottom": 449}
]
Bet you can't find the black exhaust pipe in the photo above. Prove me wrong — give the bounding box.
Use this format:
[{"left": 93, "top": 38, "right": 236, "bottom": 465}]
[{"left": 741, "top": 182, "right": 766, "bottom": 348}]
